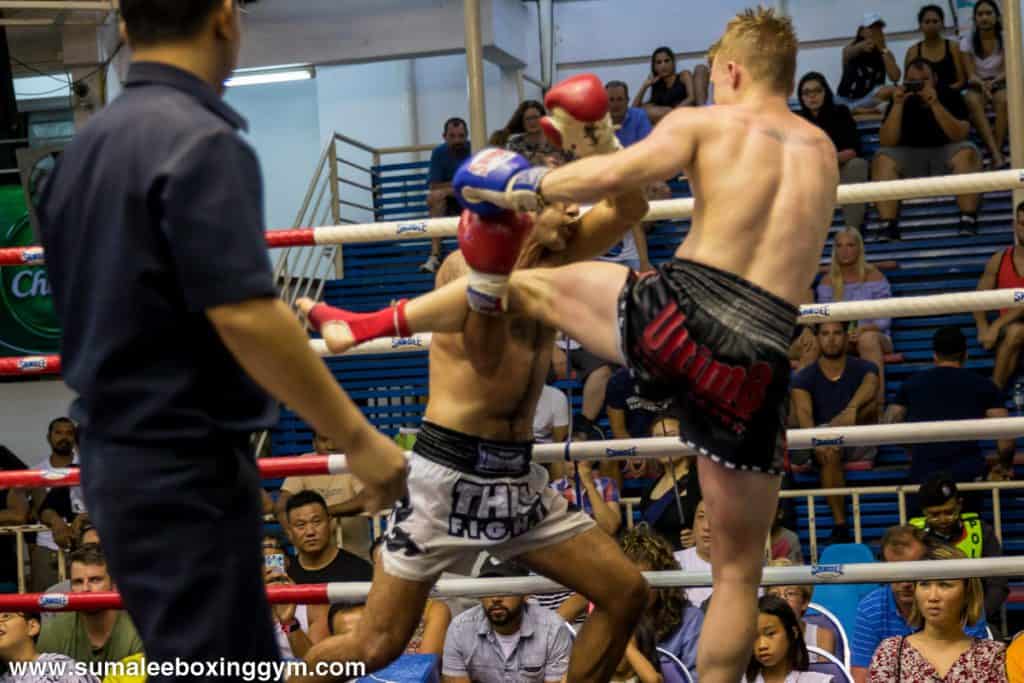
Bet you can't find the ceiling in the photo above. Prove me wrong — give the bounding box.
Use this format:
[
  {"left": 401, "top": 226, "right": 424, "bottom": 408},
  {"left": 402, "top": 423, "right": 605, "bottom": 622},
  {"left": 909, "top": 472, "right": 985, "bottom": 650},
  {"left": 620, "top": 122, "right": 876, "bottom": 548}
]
[{"left": 1, "top": 1, "right": 116, "bottom": 76}]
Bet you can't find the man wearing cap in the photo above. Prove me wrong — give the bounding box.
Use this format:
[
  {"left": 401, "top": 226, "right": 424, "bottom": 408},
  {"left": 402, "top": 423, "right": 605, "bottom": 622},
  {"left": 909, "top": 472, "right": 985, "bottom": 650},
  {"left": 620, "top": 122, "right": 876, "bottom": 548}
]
[
  {"left": 442, "top": 558, "right": 571, "bottom": 683},
  {"left": 884, "top": 326, "right": 1014, "bottom": 486},
  {"left": 910, "top": 475, "right": 1008, "bottom": 623},
  {"left": 837, "top": 12, "right": 901, "bottom": 112}
]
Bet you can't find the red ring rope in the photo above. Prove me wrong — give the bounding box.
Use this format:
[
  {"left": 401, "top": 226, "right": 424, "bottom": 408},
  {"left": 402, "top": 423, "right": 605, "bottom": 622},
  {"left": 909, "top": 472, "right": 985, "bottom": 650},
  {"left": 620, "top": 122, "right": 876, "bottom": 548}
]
[{"left": 0, "top": 583, "right": 329, "bottom": 612}]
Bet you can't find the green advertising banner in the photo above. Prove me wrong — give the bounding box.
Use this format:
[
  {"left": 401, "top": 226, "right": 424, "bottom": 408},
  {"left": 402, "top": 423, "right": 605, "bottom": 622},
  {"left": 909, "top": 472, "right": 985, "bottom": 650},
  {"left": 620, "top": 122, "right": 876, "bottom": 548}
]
[{"left": 0, "top": 186, "right": 58, "bottom": 355}]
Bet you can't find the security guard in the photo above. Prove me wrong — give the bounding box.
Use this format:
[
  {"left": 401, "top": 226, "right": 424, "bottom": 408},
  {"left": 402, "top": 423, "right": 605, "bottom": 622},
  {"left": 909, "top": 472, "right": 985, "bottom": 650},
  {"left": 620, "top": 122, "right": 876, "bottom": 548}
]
[{"left": 911, "top": 475, "right": 1008, "bottom": 623}]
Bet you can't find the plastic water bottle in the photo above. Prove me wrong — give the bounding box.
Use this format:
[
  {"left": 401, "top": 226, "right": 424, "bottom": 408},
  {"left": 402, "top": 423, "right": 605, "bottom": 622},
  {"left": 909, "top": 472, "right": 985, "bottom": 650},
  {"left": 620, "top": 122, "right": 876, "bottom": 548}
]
[{"left": 1013, "top": 380, "right": 1024, "bottom": 416}]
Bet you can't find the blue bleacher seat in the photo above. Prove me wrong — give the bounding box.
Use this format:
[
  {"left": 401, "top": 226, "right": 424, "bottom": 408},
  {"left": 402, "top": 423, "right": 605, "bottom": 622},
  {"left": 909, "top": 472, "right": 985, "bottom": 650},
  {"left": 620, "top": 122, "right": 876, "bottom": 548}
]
[
  {"left": 810, "top": 544, "right": 878, "bottom": 638},
  {"left": 806, "top": 646, "right": 853, "bottom": 683}
]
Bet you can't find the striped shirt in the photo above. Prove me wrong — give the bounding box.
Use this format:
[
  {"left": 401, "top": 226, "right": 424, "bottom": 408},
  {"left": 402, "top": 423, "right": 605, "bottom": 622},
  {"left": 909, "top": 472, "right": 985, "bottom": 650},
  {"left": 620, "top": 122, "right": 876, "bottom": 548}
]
[{"left": 851, "top": 586, "right": 989, "bottom": 668}]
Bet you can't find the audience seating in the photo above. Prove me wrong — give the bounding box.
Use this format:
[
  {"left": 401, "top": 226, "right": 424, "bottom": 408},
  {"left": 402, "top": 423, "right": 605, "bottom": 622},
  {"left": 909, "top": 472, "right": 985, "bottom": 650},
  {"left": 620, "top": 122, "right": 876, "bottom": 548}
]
[
  {"left": 807, "top": 601, "right": 851, "bottom": 670},
  {"left": 657, "top": 648, "right": 695, "bottom": 683},
  {"left": 811, "top": 543, "right": 878, "bottom": 638},
  {"left": 806, "top": 646, "right": 853, "bottom": 683}
]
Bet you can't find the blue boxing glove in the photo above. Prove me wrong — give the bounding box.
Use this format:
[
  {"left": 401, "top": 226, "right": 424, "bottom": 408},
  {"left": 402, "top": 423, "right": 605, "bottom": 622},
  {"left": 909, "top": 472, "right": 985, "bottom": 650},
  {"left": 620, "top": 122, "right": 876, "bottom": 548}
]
[{"left": 453, "top": 148, "right": 549, "bottom": 217}]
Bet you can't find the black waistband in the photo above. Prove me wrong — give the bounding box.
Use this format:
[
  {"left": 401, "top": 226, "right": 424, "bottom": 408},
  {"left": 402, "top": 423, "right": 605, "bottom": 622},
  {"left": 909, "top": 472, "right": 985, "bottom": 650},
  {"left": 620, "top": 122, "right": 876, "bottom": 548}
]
[
  {"left": 412, "top": 422, "right": 534, "bottom": 478},
  {"left": 665, "top": 258, "right": 798, "bottom": 356}
]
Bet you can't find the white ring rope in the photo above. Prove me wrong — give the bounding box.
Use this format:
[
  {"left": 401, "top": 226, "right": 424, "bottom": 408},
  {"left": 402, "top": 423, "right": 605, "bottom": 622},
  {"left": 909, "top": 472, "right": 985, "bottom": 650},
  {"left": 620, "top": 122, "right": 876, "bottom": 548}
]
[
  {"left": 321, "top": 557, "right": 1024, "bottom": 602},
  {"left": 307, "top": 169, "right": 1024, "bottom": 245},
  {"left": 313, "top": 290, "right": 1024, "bottom": 358},
  {"left": 320, "top": 417, "right": 1024, "bottom": 474}
]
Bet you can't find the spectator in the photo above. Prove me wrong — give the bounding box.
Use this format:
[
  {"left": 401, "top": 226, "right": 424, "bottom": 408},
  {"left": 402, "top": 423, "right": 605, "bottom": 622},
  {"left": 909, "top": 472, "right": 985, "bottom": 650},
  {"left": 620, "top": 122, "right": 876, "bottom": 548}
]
[
  {"left": 37, "top": 546, "right": 143, "bottom": 665},
  {"left": 673, "top": 499, "right": 712, "bottom": 610},
  {"left": 285, "top": 491, "right": 374, "bottom": 636},
  {"left": 885, "top": 326, "right": 1013, "bottom": 485},
  {"left": 548, "top": 455, "right": 621, "bottom": 536},
  {"left": 423, "top": 117, "right": 471, "bottom": 273},
  {"left": 504, "top": 101, "right": 569, "bottom": 168},
  {"left": 904, "top": 5, "right": 966, "bottom": 91},
  {"left": 816, "top": 228, "right": 893, "bottom": 408},
  {"left": 1007, "top": 634, "right": 1024, "bottom": 683},
  {"left": 743, "top": 595, "right": 832, "bottom": 683},
  {"left": 442, "top": 558, "right": 570, "bottom": 683},
  {"left": 691, "top": 64, "right": 711, "bottom": 107},
  {"left": 533, "top": 383, "right": 569, "bottom": 444},
  {"left": 277, "top": 433, "right": 371, "bottom": 560},
  {"left": 836, "top": 13, "right": 901, "bottom": 113},
  {"left": 551, "top": 334, "right": 613, "bottom": 457},
  {"left": 850, "top": 526, "right": 989, "bottom": 683},
  {"left": 607, "top": 368, "right": 673, "bottom": 482},
  {"left": 872, "top": 58, "right": 981, "bottom": 241},
  {"left": 770, "top": 505, "right": 803, "bottom": 564},
  {"left": 765, "top": 561, "right": 837, "bottom": 659},
  {"left": 0, "top": 611, "right": 99, "bottom": 683},
  {"left": 403, "top": 599, "right": 452, "bottom": 656},
  {"left": 262, "top": 534, "right": 311, "bottom": 658},
  {"left": 42, "top": 520, "right": 102, "bottom": 621},
  {"left": 0, "top": 445, "right": 26, "bottom": 586},
  {"left": 867, "top": 545, "right": 1004, "bottom": 682},
  {"left": 611, "top": 616, "right": 663, "bottom": 683},
  {"left": 632, "top": 47, "right": 695, "bottom": 125},
  {"left": 976, "top": 202, "right": 1024, "bottom": 389},
  {"left": 909, "top": 476, "right": 1008, "bottom": 623},
  {"left": 621, "top": 526, "right": 703, "bottom": 678},
  {"left": 603, "top": 80, "right": 654, "bottom": 273},
  {"left": 29, "top": 418, "right": 85, "bottom": 593},
  {"left": 962, "top": 0, "right": 1008, "bottom": 169},
  {"left": 638, "top": 416, "right": 700, "bottom": 551},
  {"left": 797, "top": 73, "right": 868, "bottom": 231},
  {"left": 791, "top": 322, "right": 880, "bottom": 543}
]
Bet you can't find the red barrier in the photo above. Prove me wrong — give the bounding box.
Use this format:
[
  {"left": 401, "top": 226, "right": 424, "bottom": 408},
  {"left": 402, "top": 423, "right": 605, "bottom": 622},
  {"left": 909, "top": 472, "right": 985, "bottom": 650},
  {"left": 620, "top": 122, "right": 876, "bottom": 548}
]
[
  {"left": 0, "top": 247, "right": 45, "bottom": 267},
  {"left": 0, "top": 454, "right": 332, "bottom": 489},
  {"left": 0, "top": 583, "right": 330, "bottom": 612}
]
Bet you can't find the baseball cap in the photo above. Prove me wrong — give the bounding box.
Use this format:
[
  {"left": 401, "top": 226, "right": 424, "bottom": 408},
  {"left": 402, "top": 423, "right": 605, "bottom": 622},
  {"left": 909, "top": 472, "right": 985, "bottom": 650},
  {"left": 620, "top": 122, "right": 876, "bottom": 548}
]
[
  {"left": 863, "top": 11, "right": 886, "bottom": 27},
  {"left": 477, "top": 555, "right": 530, "bottom": 579},
  {"left": 918, "top": 475, "right": 959, "bottom": 509}
]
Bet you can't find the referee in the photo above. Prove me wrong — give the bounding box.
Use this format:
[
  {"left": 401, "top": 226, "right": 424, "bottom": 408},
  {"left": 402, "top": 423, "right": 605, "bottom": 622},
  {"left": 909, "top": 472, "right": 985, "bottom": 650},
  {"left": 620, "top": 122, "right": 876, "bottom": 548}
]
[{"left": 36, "top": 1, "right": 407, "bottom": 678}]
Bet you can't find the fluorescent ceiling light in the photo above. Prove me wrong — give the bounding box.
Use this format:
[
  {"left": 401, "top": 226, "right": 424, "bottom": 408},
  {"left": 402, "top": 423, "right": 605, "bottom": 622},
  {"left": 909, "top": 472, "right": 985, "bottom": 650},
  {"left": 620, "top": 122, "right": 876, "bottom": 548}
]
[
  {"left": 14, "top": 75, "right": 71, "bottom": 101},
  {"left": 225, "top": 65, "right": 315, "bottom": 88}
]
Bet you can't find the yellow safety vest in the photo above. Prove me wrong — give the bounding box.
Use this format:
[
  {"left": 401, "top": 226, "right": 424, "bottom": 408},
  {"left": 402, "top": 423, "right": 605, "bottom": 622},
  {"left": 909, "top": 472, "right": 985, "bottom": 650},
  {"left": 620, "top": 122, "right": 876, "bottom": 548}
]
[{"left": 910, "top": 513, "right": 984, "bottom": 558}]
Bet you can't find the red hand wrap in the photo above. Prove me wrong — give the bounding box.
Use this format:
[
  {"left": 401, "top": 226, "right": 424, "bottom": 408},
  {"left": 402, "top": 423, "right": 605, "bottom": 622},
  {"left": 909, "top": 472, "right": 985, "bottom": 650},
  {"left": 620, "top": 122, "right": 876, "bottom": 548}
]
[{"left": 308, "top": 300, "right": 411, "bottom": 344}]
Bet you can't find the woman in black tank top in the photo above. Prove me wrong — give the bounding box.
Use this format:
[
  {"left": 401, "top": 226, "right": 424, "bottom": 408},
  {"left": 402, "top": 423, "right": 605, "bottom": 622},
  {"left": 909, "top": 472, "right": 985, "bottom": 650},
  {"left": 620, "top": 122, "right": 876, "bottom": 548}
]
[
  {"left": 632, "top": 46, "right": 695, "bottom": 125},
  {"left": 904, "top": 4, "right": 965, "bottom": 90}
]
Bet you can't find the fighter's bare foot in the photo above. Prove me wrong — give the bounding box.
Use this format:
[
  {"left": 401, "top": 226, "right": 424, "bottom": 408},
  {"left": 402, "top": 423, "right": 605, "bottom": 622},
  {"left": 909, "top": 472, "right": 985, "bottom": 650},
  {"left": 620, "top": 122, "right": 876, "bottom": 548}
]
[{"left": 295, "top": 297, "right": 358, "bottom": 354}]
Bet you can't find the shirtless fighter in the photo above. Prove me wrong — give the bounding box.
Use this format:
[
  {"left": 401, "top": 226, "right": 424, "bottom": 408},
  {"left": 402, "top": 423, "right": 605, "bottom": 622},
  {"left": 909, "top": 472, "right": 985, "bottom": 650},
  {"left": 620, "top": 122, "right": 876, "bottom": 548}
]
[
  {"left": 301, "top": 10, "right": 838, "bottom": 683},
  {"left": 296, "top": 133, "right": 650, "bottom": 680}
]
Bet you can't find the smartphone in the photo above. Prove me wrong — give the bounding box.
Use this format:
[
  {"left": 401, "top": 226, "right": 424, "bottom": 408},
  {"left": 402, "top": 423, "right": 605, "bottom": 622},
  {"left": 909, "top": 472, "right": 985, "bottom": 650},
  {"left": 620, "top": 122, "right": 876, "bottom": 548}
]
[
  {"left": 904, "top": 80, "right": 925, "bottom": 93},
  {"left": 264, "top": 553, "right": 286, "bottom": 573}
]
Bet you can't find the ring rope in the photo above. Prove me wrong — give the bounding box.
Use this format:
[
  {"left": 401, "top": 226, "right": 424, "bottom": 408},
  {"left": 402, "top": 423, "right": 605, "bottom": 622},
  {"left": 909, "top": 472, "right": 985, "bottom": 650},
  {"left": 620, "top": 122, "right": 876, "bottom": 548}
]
[
  {"left": 4, "top": 416, "right": 1022, "bottom": 490},
  {"left": 4, "top": 170, "right": 1022, "bottom": 266},
  {"left": 5, "top": 557, "right": 1023, "bottom": 611}
]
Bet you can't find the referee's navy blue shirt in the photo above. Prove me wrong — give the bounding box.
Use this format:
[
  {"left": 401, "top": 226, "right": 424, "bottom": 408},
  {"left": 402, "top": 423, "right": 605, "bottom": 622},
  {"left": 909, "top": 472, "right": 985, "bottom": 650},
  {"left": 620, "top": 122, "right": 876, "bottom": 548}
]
[{"left": 38, "top": 62, "right": 278, "bottom": 443}]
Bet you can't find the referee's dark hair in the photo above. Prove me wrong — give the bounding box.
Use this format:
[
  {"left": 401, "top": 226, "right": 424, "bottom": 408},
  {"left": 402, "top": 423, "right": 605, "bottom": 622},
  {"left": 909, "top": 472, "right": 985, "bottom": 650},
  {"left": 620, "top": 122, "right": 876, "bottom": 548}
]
[
  {"left": 285, "top": 489, "right": 329, "bottom": 518},
  {"left": 120, "top": 0, "right": 245, "bottom": 46},
  {"left": 932, "top": 325, "right": 967, "bottom": 364}
]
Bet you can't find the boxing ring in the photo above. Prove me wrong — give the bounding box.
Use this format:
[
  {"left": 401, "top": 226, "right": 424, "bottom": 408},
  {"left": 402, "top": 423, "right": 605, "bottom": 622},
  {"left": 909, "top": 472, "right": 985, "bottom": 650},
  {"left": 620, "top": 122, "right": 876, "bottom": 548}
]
[{"left": 3, "top": 168, "right": 1024, "bottom": 613}]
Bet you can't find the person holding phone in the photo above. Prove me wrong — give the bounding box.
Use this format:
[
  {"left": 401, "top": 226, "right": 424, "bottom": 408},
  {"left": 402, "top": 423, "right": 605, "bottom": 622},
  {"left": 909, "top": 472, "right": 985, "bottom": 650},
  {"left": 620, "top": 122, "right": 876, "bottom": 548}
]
[
  {"left": 261, "top": 535, "right": 312, "bottom": 660},
  {"left": 871, "top": 58, "right": 982, "bottom": 242}
]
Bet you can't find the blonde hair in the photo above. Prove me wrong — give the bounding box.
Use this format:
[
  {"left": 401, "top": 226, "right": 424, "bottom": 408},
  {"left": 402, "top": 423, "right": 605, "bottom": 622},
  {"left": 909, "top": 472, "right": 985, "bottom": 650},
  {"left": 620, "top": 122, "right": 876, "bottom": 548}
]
[
  {"left": 907, "top": 545, "right": 984, "bottom": 628},
  {"left": 768, "top": 558, "right": 814, "bottom": 603},
  {"left": 709, "top": 7, "right": 798, "bottom": 95},
  {"left": 829, "top": 227, "right": 869, "bottom": 302}
]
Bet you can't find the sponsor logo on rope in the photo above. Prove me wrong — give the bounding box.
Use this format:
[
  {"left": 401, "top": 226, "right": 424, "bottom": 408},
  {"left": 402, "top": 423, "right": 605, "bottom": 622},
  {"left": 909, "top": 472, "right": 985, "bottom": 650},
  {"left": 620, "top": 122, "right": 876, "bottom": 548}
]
[
  {"left": 396, "top": 222, "right": 427, "bottom": 235},
  {"left": 391, "top": 336, "right": 424, "bottom": 349},
  {"left": 801, "top": 305, "right": 831, "bottom": 318},
  {"left": 811, "top": 564, "right": 844, "bottom": 579},
  {"left": 606, "top": 447, "right": 637, "bottom": 458},
  {"left": 811, "top": 436, "right": 845, "bottom": 447},
  {"left": 17, "top": 357, "right": 47, "bottom": 371},
  {"left": 21, "top": 248, "right": 44, "bottom": 265},
  {"left": 41, "top": 468, "right": 74, "bottom": 482},
  {"left": 38, "top": 594, "right": 68, "bottom": 610},
  {"left": 1015, "top": 291, "right": 1024, "bottom": 303}
]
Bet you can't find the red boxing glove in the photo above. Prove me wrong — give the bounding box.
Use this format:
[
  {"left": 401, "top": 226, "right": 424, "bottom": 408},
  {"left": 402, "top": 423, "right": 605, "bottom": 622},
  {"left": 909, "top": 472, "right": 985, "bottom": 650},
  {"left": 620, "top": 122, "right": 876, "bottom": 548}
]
[
  {"left": 541, "top": 73, "right": 622, "bottom": 158},
  {"left": 308, "top": 300, "right": 411, "bottom": 345},
  {"left": 458, "top": 209, "right": 533, "bottom": 314}
]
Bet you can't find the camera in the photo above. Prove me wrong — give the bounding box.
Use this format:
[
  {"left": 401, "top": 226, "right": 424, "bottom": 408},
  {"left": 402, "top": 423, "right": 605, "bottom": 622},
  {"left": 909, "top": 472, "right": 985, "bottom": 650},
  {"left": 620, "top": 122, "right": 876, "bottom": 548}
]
[{"left": 904, "top": 81, "right": 925, "bottom": 93}]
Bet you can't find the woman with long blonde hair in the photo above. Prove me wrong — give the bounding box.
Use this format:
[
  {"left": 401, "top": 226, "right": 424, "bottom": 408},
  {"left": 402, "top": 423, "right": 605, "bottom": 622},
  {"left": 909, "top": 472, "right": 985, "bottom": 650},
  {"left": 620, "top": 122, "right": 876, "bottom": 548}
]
[
  {"left": 868, "top": 545, "right": 1006, "bottom": 681},
  {"left": 817, "top": 227, "right": 893, "bottom": 408}
]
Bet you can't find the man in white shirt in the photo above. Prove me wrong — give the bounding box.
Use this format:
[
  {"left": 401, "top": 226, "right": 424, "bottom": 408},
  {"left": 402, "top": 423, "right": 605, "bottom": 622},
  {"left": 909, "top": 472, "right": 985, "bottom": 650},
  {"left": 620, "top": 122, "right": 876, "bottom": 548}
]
[
  {"left": 674, "top": 500, "right": 713, "bottom": 610},
  {"left": 29, "top": 418, "right": 85, "bottom": 592},
  {"left": 532, "top": 385, "right": 570, "bottom": 444}
]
